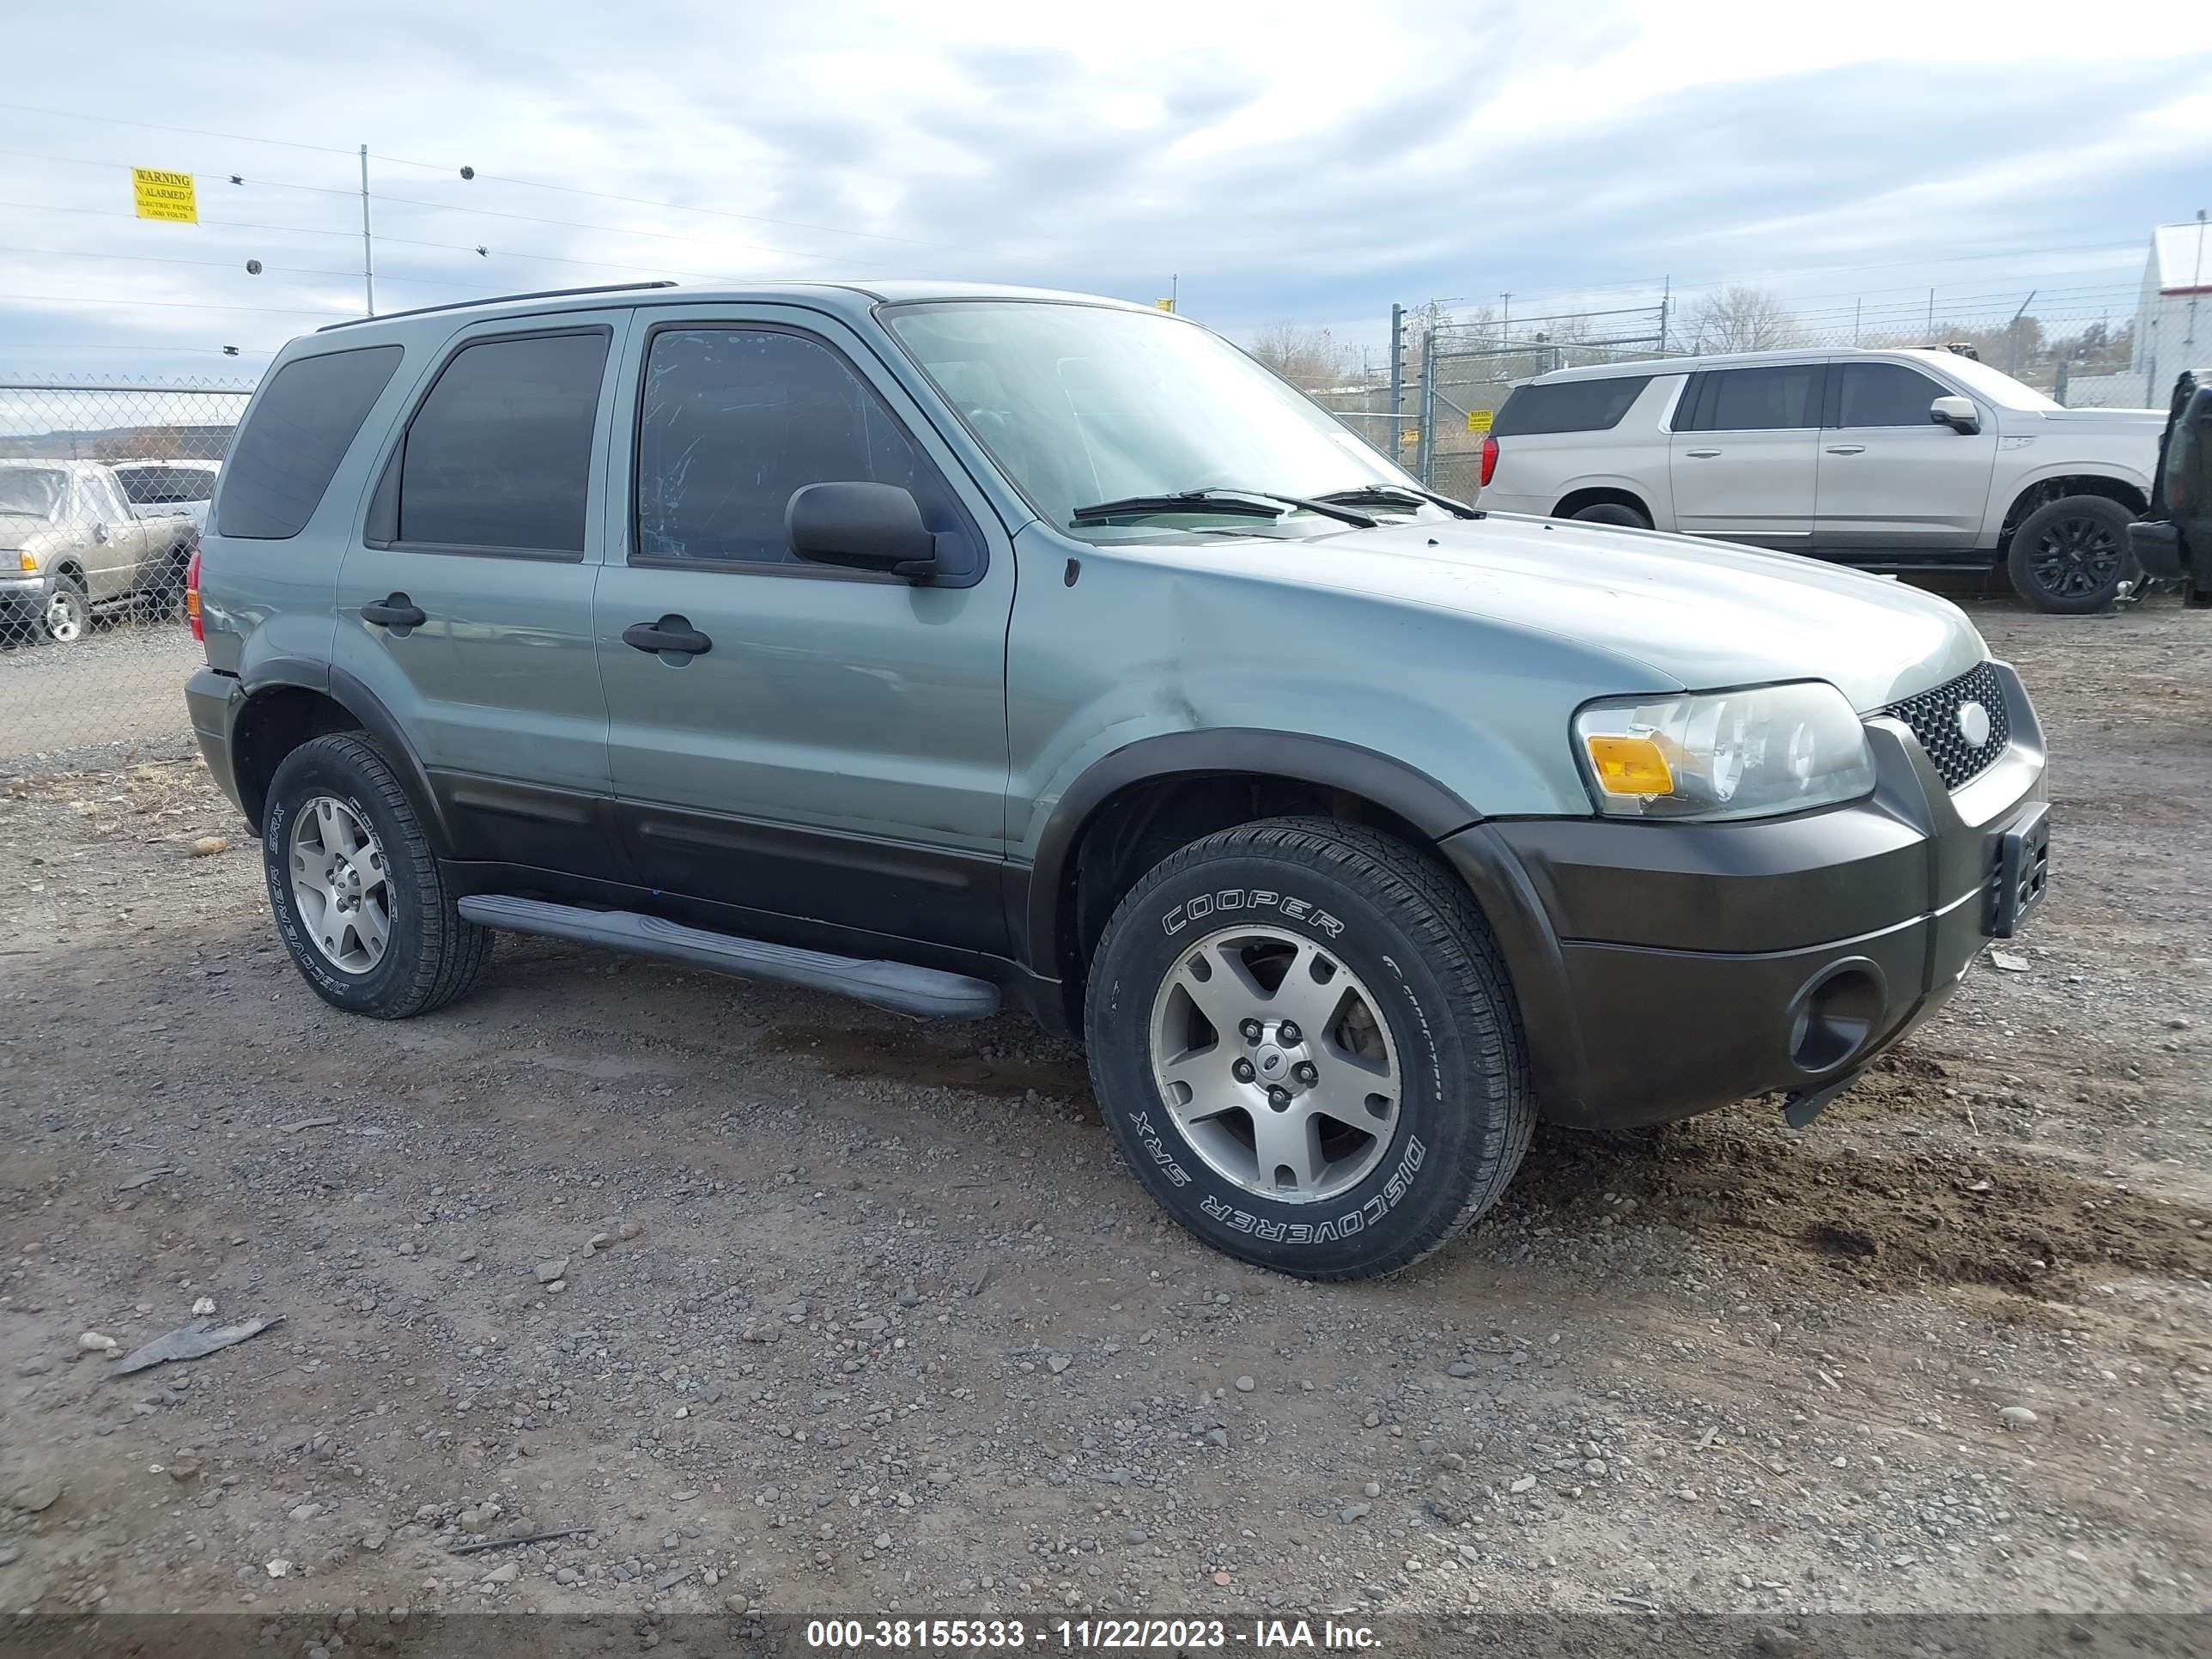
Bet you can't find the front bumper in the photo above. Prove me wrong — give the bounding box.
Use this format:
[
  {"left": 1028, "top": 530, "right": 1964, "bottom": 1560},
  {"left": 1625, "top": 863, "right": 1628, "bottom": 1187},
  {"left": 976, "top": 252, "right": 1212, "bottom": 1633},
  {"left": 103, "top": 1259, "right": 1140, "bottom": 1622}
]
[
  {"left": 1443, "top": 659, "right": 2047, "bottom": 1129},
  {"left": 0, "top": 570, "right": 52, "bottom": 618}
]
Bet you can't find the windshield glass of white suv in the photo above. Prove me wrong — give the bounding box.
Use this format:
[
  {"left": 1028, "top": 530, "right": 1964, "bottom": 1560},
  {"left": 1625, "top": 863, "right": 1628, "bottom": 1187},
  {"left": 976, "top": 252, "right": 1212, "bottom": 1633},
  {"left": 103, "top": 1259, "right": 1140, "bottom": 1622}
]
[
  {"left": 884, "top": 301, "right": 1427, "bottom": 541},
  {"left": 0, "top": 469, "right": 65, "bottom": 518},
  {"left": 1929, "top": 354, "right": 2061, "bottom": 411}
]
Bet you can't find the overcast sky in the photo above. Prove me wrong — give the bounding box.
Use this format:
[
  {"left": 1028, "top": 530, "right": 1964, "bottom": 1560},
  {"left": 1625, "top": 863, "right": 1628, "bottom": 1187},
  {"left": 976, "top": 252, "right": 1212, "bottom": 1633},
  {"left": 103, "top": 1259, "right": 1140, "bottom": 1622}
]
[{"left": 3, "top": 0, "right": 2209, "bottom": 378}]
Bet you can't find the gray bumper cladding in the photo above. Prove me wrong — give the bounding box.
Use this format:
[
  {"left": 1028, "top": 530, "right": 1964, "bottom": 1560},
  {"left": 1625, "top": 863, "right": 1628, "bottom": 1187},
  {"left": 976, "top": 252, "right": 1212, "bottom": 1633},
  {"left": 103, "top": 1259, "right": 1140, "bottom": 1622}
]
[{"left": 455, "top": 895, "right": 1000, "bottom": 1020}]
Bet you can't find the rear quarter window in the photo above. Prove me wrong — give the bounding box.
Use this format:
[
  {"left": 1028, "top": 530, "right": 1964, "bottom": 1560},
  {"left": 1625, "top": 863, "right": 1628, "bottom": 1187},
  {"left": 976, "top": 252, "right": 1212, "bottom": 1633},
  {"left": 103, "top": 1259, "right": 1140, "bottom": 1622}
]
[
  {"left": 216, "top": 344, "right": 403, "bottom": 540},
  {"left": 1492, "top": 376, "right": 1651, "bottom": 437}
]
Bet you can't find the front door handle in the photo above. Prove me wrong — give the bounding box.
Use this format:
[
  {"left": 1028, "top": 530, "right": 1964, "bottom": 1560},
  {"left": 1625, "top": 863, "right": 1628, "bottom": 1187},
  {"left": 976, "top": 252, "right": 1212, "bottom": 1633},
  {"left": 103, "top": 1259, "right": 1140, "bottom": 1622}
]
[
  {"left": 1683, "top": 447, "right": 1722, "bottom": 459},
  {"left": 623, "top": 615, "right": 713, "bottom": 658},
  {"left": 360, "top": 592, "right": 427, "bottom": 629},
  {"left": 1825, "top": 444, "right": 1867, "bottom": 455}
]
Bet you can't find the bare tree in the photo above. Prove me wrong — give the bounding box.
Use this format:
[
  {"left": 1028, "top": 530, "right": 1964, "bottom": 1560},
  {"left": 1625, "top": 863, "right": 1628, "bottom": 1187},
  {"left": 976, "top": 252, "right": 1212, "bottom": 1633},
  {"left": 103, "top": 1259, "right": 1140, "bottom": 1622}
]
[
  {"left": 1247, "top": 324, "right": 1358, "bottom": 390},
  {"left": 1683, "top": 286, "right": 1803, "bottom": 354}
]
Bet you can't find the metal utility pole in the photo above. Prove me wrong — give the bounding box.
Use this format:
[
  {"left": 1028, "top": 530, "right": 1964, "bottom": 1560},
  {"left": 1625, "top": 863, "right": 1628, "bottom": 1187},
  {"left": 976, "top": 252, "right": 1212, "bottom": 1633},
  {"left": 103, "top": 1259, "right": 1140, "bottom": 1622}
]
[
  {"left": 1388, "top": 302, "right": 1404, "bottom": 416},
  {"left": 1419, "top": 327, "right": 1437, "bottom": 484},
  {"left": 1925, "top": 288, "right": 1936, "bottom": 338},
  {"left": 1852, "top": 298, "right": 1862, "bottom": 344},
  {"left": 358, "top": 144, "right": 376, "bottom": 317},
  {"left": 2006, "top": 289, "right": 2037, "bottom": 375},
  {"left": 1657, "top": 276, "right": 1670, "bottom": 354}
]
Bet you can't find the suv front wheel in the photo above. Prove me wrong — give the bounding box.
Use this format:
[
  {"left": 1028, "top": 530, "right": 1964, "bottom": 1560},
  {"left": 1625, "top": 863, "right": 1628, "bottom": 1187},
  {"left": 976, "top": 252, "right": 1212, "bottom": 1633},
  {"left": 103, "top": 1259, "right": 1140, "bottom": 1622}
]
[
  {"left": 263, "top": 732, "right": 492, "bottom": 1018},
  {"left": 1085, "top": 817, "right": 1533, "bottom": 1279},
  {"left": 2008, "top": 495, "right": 2141, "bottom": 613}
]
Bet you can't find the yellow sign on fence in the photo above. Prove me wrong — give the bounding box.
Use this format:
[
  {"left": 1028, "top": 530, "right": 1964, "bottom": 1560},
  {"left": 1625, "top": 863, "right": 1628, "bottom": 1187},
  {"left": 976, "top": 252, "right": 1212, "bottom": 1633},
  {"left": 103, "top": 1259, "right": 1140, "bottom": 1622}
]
[
  {"left": 1465, "top": 408, "right": 1494, "bottom": 433},
  {"left": 131, "top": 167, "right": 198, "bottom": 223}
]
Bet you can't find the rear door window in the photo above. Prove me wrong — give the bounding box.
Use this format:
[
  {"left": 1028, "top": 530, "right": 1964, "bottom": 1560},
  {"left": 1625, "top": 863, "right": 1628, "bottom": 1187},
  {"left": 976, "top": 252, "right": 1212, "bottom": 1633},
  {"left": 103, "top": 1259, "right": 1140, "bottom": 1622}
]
[
  {"left": 396, "top": 330, "right": 610, "bottom": 552},
  {"left": 1492, "top": 376, "right": 1650, "bottom": 437},
  {"left": 216, "top": 344, "right": 403, "bottom": 539},
  {"left": 1832, "top": 362, "right": 1949, "bottom": 428},
  {"left": 1680, "top": 365, "right": 1823, "bottom": 432}
]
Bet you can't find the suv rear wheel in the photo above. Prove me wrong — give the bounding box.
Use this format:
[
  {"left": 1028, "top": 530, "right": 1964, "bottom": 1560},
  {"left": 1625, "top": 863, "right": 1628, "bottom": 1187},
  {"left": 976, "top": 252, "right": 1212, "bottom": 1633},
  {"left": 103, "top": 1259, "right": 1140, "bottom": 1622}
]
[
  {"left": 1085, "top": 817, "right": 1533, "bottom": 1279},
  {"left": 263, "top": 732, "right": 491, "bottom": 1018},
  {"left": 2008, "top": 495, "right": 2140, "bottom": 613}
]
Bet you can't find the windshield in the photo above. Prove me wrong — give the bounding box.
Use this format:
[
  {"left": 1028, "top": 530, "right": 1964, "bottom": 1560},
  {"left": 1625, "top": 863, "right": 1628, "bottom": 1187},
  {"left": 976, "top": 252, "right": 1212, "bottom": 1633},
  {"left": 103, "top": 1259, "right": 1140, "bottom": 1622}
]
[
  {"left": 1923, "top": 353, "right": 2061, "bottom": 412},
  {"left": 0, "top": 468, "right": 65, "bottom": 518},
  {"left": 883, "top": 301, "right": 1425, "bottom": 541}
]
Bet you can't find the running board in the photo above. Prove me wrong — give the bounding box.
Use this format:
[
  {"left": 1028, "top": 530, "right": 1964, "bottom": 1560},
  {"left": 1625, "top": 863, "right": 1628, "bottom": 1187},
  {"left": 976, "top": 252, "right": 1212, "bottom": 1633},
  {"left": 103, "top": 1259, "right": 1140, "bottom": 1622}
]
[{"left": 456, "top": 895, "right": 1000, "bottom": 1019}]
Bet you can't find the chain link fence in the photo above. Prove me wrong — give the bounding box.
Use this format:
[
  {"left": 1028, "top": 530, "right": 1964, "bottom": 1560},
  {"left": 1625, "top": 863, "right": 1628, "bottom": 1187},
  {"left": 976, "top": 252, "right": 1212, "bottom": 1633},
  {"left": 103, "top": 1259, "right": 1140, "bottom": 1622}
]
[
  {"left": 0, "top": 377, "right": 251, "bottom": 767},
  {"left": 1301, "top": 278, "right": 2166, "bottom": 496}
]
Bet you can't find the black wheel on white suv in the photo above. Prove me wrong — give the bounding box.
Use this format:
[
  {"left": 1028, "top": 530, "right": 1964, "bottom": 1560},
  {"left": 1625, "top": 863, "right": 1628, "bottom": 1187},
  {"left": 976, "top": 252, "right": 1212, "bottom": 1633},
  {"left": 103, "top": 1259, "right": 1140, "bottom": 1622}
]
[
  {"left": 1084, "top": 817, "right": 1533, "bottom": 1280},
  {"left": 2008, "top": 495, "right": 2140, "bottom": 614},
  {"left": 1568, "top": 501, "right": 1650, "bottom": 529},
  {"left": 263, "top": 732, "right": 492, "bottom": 1018}
]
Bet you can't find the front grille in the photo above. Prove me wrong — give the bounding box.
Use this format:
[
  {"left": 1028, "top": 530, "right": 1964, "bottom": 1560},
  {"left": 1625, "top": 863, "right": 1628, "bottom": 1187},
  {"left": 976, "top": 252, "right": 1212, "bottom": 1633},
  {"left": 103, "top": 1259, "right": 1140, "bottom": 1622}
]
[{"left": 1883, "top": 661, "right": 2009, "bottom": 790}]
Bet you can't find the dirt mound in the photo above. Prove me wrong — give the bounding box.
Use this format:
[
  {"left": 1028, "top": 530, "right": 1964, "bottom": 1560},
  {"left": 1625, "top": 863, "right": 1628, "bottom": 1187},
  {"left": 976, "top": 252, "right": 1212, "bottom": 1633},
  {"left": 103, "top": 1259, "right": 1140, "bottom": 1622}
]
[{"left": 1512, "top": 1120, "right": 2212, "bottom": 1294}]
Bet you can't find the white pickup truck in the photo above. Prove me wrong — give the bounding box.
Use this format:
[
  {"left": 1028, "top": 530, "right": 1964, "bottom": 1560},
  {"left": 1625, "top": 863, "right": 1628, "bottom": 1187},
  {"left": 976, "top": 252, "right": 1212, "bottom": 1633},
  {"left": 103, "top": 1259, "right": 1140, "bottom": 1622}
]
[{"left": 1475, "top": 346, "right": 2160, "bottom": 612}]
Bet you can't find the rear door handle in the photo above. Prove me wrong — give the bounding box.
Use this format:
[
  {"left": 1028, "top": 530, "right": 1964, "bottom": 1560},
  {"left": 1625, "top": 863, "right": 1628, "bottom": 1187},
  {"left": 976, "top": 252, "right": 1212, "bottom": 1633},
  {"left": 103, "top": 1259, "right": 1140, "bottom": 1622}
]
[
  {"left": 1825, "top": 444, "right": 1867, "bottom": 455},
  {"left": 360, "top": 592, "right": 427, "bottom": 629},
  {"left": 1683, "top": 448, "right": 1722, "bottom": 459},
  {"left": 623, "top": 614, "right": 713, "bottom": 658}
]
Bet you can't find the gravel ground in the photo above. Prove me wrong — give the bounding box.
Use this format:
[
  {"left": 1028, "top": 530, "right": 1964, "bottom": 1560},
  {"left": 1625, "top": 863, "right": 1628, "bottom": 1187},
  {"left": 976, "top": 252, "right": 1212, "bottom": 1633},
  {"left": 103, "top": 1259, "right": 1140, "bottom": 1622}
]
[
  {"left": 0, "top": 597, "right": 2207, "bottom": 1651},
  {"left": 0, "top": 617, "right": 202, "bottom": 765}
]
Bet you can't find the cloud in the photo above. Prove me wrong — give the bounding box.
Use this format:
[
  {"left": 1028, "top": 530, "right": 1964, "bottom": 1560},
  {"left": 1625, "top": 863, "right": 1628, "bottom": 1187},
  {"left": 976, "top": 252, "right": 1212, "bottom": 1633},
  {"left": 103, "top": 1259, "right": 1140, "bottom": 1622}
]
[{"left": 0, "top": 0, "right": 2206, "bottom": 374}]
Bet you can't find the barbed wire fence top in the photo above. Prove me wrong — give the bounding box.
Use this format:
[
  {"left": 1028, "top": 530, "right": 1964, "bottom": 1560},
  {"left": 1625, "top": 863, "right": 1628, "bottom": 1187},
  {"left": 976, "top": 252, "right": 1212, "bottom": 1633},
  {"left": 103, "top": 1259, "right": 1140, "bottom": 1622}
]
[{"left": 0, "top": 375, "right": 252, "bottom": 770}]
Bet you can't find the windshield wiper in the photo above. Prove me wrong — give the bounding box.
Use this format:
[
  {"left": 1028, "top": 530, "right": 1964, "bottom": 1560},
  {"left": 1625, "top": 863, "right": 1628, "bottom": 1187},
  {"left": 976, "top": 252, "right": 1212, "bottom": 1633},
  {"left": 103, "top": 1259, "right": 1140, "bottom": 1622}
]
[
  {"left": 1069, "top": 488, "right": 1379, "bottom": 530},
  {"left": 1315, "top": 484, "right": 1481, "bottom": 520}
]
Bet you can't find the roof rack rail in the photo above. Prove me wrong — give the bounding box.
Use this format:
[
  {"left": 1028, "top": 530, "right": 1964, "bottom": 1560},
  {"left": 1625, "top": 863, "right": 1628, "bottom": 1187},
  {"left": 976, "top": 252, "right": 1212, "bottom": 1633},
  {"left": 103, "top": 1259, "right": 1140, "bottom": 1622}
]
[{"left": 317, "top": 281, "right": 678, "bottom": 332}]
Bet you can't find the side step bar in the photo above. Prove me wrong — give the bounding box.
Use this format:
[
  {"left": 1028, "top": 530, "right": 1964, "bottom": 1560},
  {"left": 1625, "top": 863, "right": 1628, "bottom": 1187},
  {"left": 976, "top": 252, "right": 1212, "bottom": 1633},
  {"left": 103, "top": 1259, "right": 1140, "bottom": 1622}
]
[{"left": 456, "top": 895, "right": 1000, "bottom": 1020}]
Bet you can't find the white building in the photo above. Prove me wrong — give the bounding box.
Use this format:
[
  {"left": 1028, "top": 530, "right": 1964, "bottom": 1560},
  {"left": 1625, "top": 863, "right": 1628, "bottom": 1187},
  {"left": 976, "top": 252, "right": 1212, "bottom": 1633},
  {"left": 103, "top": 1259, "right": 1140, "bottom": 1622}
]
[{"left": 2132, "top": 217, "right": 2210, "bottom": 402}]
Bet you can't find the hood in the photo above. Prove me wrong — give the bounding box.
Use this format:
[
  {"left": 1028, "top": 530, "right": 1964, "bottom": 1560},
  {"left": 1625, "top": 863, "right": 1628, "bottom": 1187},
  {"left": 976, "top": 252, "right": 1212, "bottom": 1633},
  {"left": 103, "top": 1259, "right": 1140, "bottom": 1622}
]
[
  {"left": 2027, "top": 406, "right": 2164, "bottom": 431},
  {"left": 0, "top": 512, "right": 53, "bottom": 553},
  {"left": 1137, "top": 514, "right": 1985, "bottom": 712}
]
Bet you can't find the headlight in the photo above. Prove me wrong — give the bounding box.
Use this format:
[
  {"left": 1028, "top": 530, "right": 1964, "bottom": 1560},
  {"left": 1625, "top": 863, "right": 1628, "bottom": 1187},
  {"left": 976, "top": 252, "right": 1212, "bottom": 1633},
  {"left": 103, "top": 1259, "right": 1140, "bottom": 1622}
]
[{"left": 1573, "top": 681, "right": 1875, "bottom": 821}]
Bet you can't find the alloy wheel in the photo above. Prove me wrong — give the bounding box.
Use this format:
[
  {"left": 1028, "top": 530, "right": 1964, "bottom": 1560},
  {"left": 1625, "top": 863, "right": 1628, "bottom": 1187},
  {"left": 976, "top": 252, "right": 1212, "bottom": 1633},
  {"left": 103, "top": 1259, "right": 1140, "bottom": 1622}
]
[
  {"left": 1147, "top": 924, "right": 1401, "bottom": 1203},
  {"left": 2027, "top": 514, "right": 2122, "bottom": 602},
  {"left": 288, "top": 795, "right": 392, "bottom": 974}
]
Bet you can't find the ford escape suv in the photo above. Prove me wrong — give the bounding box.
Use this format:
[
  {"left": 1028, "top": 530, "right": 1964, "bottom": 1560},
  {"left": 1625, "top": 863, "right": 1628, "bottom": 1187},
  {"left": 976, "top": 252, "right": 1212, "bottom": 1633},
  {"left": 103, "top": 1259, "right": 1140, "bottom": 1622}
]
[
  {"left": 1476, "top": 347, "right": 2158, "bottom": 613},
  {"left": 185, "top": 282, "right": 2051, "bottom": 1280}
]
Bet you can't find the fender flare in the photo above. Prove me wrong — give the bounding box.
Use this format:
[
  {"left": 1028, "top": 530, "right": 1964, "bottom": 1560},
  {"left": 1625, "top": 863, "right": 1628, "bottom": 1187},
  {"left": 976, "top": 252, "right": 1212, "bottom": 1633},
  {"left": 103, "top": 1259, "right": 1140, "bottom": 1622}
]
[
  {"left": 1021, "top": 727, "right": 1480, "bottom": 981},
  {"left": 233, "top": 662, "right": 455, "bottom": 854}
]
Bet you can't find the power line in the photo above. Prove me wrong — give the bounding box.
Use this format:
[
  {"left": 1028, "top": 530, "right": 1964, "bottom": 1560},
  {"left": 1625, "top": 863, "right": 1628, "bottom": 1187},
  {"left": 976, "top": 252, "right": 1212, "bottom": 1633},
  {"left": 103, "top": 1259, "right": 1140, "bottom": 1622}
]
[
  {"left": 0, "top": 341, "right": 272, "bottom": 356},
  {"left": 0, "top": 143, "right": 884, "bottom": 267},
  {"left": 0, "top": 101, "right": 964, "bottom": 255},
  {"left": 0, "top": 241, "right": 484, "bottom": 289},
  {"left": 0, "top": 291, "right": 342, "bottom": 317}
]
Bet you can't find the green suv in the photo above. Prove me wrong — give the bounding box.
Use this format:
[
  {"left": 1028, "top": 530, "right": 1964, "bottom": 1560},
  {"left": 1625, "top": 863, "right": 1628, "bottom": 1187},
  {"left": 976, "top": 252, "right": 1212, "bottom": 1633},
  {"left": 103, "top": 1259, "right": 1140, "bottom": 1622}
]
[{"left": 185, "top": 281, "right": 2050, "bottom": 1279}]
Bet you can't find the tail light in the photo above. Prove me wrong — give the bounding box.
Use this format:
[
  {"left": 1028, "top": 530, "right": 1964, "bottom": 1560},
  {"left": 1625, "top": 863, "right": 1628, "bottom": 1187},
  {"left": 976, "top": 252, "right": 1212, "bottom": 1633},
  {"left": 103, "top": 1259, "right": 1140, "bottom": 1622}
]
[
  {"left": 185, "top": 546, "right": 204, "bottom": 642},
  {"left": 1479, "top": 434, "right": 1499, "bottom": 488}
]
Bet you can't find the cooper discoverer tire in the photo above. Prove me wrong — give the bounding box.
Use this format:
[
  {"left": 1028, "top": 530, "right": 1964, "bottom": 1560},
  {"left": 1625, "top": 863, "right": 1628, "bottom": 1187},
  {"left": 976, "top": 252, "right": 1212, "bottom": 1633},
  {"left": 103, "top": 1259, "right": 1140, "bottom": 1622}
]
[
  {"left": 1085, "top": 817, "right": 1533, "bottom": 1279},
  {"left": 262, "top": 732, "right": 491, "bottom": 1019}
]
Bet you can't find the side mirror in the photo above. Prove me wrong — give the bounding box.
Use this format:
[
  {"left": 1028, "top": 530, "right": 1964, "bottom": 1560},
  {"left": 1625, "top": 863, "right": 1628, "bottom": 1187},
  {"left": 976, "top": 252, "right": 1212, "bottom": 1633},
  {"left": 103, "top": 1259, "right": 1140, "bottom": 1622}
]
[
  {"left": 1929, "top": 395, "right": 1980, "bottom": 435},
  {"left": 92, "top": 522, "right": 110, "bottom": 544},
  {"left": 787, "top": 482, "right": 939, "bottom": 581}
]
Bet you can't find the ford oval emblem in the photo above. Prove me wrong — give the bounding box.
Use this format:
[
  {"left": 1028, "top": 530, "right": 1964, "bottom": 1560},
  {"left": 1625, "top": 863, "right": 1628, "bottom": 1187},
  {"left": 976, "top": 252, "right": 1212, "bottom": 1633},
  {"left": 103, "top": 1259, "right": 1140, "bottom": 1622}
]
[{"left": 1957, "top": 700, "right": 1992, "bottom": 749}]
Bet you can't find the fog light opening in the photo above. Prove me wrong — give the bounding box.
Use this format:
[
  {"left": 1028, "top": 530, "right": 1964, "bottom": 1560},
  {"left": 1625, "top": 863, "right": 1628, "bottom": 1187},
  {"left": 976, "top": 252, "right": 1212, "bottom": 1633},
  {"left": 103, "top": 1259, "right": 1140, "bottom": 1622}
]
[{"left": 1788, "top": 962, "right": 1885, "bottom": 1075}]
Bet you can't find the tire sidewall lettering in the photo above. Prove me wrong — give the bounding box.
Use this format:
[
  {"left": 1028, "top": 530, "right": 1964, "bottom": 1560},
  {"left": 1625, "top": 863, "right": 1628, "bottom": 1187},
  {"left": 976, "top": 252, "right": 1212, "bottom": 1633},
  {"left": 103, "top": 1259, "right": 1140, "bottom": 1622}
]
[{"left": 1102, "top": 864, "right": 1473, "bottom": 1263}]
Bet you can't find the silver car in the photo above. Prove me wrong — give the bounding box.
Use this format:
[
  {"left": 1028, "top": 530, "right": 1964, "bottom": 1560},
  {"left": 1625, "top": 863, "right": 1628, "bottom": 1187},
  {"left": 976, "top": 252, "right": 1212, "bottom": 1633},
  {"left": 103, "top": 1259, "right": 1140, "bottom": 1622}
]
[{"left": 0, "top": 459, "right": 197, "bottom": 643}]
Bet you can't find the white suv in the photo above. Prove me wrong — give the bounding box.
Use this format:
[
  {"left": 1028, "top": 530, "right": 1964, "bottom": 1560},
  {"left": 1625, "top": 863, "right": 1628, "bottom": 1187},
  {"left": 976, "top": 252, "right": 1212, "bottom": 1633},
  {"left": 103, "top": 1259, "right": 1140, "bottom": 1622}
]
[{"left": 1474, "top": 347, "right": 2160, "bottom": 611}]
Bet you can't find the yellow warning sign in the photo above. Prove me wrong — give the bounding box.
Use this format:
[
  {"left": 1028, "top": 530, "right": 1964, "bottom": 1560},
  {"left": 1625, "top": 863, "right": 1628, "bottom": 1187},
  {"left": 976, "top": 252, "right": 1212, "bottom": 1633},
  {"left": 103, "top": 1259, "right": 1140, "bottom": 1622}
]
[
  {"left": 1399, "top": 427, "right": 1419, "bottom": 447},
  {"left": 1153, "top": 298, "right": 1176, "bottom": 313},
  {"left": 131, "top": 167, "right": 198, "bottom": 223},
  {"left": 1465, "top": 408, "right": 1494, "bottom": 433}
]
